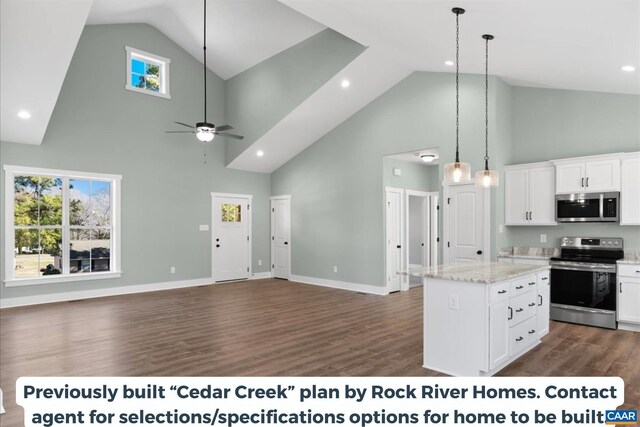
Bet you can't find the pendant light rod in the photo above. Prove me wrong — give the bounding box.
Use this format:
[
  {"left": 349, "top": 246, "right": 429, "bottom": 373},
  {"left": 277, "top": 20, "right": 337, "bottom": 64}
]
[
  {"left": 203, "top": 0, "right": 207, "bottom": 123},
  {"left": 452, "top": 7, "right": 464, "bottom": 163},
  {"left": 483, "top": 34, "right": 494, "bottom": 171}
]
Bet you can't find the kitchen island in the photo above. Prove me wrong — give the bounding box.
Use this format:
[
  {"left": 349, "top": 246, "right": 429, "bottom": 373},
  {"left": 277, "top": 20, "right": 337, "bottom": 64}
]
[{"left": 404, "top": 262, "right": 550, "bottom": 377}]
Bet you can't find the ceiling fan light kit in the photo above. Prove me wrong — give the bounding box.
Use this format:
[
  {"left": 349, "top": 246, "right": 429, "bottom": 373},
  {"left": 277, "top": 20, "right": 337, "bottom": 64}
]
[
  {"left": 443, "top": 7, "right": 471, "bottom": 184},
  {"left": 475, "top": 33, "right": 499, "bottom": 188},
  {"left": 165, "top": 0, "right": 244, "bottom": 145}
]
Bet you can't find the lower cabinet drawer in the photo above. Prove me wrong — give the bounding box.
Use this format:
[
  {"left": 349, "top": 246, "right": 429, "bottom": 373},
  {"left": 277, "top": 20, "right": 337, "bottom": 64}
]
[
  {"left": 509, "top": 316, "right": 537, "bottom": 356},
  {"left": 509, "top": 291, "right": 537, "bottom": 327}
]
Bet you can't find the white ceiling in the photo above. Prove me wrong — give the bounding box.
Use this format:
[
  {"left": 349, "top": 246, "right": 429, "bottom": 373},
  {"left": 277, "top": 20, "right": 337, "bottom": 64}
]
[
  {"left": 86, "top": 0, "right": 326, "bottom": 80},
  {"left": 386, "top": 148, "right": 441, "bottom": 166},
  {"left": 1, "top": 0, "right": 93, "bottom": 145}
]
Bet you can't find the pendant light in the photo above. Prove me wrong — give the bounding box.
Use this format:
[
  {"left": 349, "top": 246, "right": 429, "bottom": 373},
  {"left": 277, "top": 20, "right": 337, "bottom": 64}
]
[
  {"left": 475, "top": 34, "right": 499, "bottom": 188},
  {"left": 444, "top": 7, "right": 471, "bottom": 183}
]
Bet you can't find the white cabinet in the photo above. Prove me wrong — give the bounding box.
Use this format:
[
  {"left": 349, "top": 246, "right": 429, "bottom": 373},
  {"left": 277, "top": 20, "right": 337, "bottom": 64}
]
[
  {"left": 536, "top": 272, "right": 550, "bottom": 338},
  {"left": 505, "top": 163, "right": 556, "bottom": 226},
  {"left": 621, "top": 153, "right": 640, "bottom": 225},
  {"left": 618, "top": 264, "right": 640, "bottom": 331},
  {"left": 553, "top": 155, "right": 621, "bottom": 194},
  {"left": 489, "top": 299, "right": 510, "bottom": 369}
]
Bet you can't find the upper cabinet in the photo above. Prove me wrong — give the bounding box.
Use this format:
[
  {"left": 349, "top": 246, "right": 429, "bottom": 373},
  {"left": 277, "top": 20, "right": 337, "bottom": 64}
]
[
  {"left": 552, "top": 154, "right": 622, "bottom": 194},
  {"left": 621, "top": 152, "right": 640, "bottom": 225},
  {"left": 505, "top": 163, "right": 556, "bottom": 226}
]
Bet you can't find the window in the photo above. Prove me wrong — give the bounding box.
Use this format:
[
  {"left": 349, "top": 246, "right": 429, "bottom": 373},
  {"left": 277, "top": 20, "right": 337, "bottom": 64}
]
[
  {"left": 125, "top": 46, "right": 171, "bottom": 99},
  {"left": 221, "top": 204, "right": 242, "bottom": 222},
  {"left": 4, "top": 165, "right": 121, "bottom": 286}
]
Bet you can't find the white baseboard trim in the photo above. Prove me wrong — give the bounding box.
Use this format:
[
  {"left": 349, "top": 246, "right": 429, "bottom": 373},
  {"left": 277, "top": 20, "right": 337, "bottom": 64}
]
[
  {"left": 290, "top": 274, "right": 388, "bottom": 296},
  {"left": 251, "top": 271, "right": 273, "bottom": 280},
  {"left": 0, "top": 277, "right": 214, "bottom": 309},
  {"left": 618, "top": 322, "right": 640, "bottom": 333}
]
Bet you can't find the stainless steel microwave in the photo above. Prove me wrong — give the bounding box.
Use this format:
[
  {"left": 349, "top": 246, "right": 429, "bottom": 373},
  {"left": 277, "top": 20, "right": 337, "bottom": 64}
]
[{"left": 555, "top": 192, "right": 619, "bottom": 222}]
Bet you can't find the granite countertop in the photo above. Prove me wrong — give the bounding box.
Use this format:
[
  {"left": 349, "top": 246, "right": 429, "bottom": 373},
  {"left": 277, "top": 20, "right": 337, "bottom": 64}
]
[
  {"left": 402, "top": 262, "right": 549, "bottom": 285},
  {"left": 497, "top": 246, "right": 559, "bottom": 260},
  {"left": 618, "top": 251, "right": 640, "bottom": 265}
]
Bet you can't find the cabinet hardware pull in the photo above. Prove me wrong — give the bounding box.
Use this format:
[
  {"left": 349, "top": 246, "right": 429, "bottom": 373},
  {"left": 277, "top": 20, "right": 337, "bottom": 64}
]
[
  {"left": 498, "top": 290, "right": 507, "bottom": 294},
  {"left": 516, "top": 337, "right": 524, "bottom": 342},
  {"left": 636, "top": 271, "right": 640, "bottom": 273},
  {"left": 538, "top": 295, "right": 543, "bottom": 306},
  {"left": 620, "top": 282, "right": 623, "bottom": 293},
  {"left": 528, "top": 329, "right": 536, "bottom": 334},
  {"left": 529, "top": 281, "right": 536, "bottom": 286},
  {"left": 508, "top": 307, "right": 513, "bottom": 320},
  {"left": 528, "top": 303, "right": 536, "bottom": 307},
  {"left": 530, "top": 211, "right": 533, "bottom": 221},
  {"left": 586, "top": 177, "right": 589, "bottom": 187},
  {"left": 516, "top": 285, "right": 524, "bottom": 289},
  {"left": 542, "top": 277, "right": 548, "bottom": 280},
  {"left": 581, "top": 177, "right": 584, "bottom": 187},
  {"left": 516, "top": 308, "right": 524, "bottom": 312}
]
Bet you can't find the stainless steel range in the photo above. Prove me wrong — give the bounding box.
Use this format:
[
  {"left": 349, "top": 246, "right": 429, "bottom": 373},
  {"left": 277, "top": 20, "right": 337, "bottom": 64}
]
[{"left": 549, "top": 237, "right": 623, "bottom": 329}]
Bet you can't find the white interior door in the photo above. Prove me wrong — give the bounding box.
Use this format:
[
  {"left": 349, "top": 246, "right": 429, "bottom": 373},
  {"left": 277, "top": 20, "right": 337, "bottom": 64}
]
[
  {"left": 212, "top": 194, "right": 251, "bottom": 282},
  {"left": 385, "top": 188, "right": 403, "bottom": 293},
  {"left": 271, "top": 196, "right": 291, "bottom": 279},
  {"left": 446, "top": 183, "right": 487, "bottom": 264}
]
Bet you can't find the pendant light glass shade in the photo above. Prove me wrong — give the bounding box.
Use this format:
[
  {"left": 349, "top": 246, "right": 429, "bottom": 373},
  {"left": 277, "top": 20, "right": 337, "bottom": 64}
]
[
  {"left": 444, "top": 7, "right": 471, "bottom": 184},
  {"left": 475, "top": 33, "right": 499, "bottom": 189}
]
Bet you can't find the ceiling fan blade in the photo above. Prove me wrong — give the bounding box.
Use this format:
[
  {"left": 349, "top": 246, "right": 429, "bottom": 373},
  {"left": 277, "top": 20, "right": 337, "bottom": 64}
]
[
  {"left": 215, "top": 132, "right": 244, "bottom": 140},
  {"left": 174, "top": 121, "right": 195, "bottom": 129},
  {"left": 165, "top": 131, "right": 196, "bottom": 133},
  {"left": 215, "top": 124, "right": 234, "bottom": 132}
]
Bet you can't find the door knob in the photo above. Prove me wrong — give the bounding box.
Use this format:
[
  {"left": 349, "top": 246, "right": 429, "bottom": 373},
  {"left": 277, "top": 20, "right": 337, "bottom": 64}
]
[
  {"left": 216, "top": 244, "right": 220, "bottom": 248},
  {"left": 477, "top": 250, "right": 483, "bottom": 255},
  {"left": 397, "top": 245, "right": 402, "bottom": 249},
  {"left": 284, "top": 242, "right": 288, "bottom": 245}
]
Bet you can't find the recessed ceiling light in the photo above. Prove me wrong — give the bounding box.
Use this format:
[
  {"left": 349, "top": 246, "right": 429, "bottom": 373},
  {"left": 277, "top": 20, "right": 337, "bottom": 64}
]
[
  {"left": 421, "top": 154, "right": 437, "bottom": 163},
  {"left": 341, "top": 79, "right": 350, "bottom": 88},
  {"left": 257, "top": 150, "right": 264, "bottom": 157},
  {"left": 621, "top": 65, "right": 636, "bottom": 72},
  {"left": 17, "top": 110, "right": 31, "bottom": 119},
  {"left": 444, "top": 61, "right": 454, "bottom": 66}
]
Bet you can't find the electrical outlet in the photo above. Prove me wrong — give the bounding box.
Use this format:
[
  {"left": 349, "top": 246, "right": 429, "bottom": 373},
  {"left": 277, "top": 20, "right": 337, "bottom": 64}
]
[
  {"left": 449, "top": 295, "right": 459, "bottom": 310},
  {"left": 170, "top": 267, "right": 175, "bottom": 274},
  {"left": 333, "top": 266, "right": 338, "bottom": 273},
  {"left": 498, "top": 224, "right": 504, "bottom": 234},
  {"left": 258, "top": 260, "right": 262, "bottom": 266},
  {"left": 540, "top": 234, "right": 547, "bottom": 243},
  {"left": 199, "top": 224, "right": 209, "bottom": 231}
]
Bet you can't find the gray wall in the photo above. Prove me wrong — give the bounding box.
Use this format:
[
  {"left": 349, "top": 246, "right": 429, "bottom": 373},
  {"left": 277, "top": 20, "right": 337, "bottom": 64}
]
[
  {"left": 224, "top": 29, "right": 365, "bottom": 165},
  {"left": 271, "top": 72, "right": 501, "bottom": 287},
  {"left": 0, "top": 24, "right": 271, "bottom": 301},
  {"left": 382, "top": 158, "right": 439, "bottom": 192},
  {"left": 505, "top": 87, "right": 640, "bottom": 250}
]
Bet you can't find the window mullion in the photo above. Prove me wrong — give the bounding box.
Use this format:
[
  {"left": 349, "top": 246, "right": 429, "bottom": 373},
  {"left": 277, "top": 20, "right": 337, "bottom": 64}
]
[{"left": 62, "top": 177, "right": 70, "bottom": 275}]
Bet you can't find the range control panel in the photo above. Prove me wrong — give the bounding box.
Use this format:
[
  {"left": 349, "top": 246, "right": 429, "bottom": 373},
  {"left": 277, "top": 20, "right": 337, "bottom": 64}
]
[{"left": 560, "top": 237, "right": 623, "bottom": 249}]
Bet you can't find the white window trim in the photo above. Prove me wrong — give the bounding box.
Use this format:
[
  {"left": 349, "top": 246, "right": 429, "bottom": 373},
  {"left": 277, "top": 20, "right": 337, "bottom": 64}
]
[
  {"left": 3, "top": 165, "right": 122, "bottom": 287},
  {"left": 125, "top": 46, "right": 171, "bottom": 99}
]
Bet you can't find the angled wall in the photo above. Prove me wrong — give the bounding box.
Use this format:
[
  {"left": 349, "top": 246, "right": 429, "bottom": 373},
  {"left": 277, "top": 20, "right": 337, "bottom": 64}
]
[{"left": 224, "top": 29, "right": 365, "bottom": 165}]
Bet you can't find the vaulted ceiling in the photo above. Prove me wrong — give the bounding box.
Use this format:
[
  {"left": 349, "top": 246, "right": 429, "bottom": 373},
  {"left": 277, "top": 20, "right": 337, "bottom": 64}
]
[{"left": 2, "top": 0, "right": 638, "bottom": 166}]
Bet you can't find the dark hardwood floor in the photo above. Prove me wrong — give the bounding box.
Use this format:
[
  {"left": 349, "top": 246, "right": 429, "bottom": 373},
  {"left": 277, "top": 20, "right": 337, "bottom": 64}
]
[{"left": 1, "top": 279, "right": 638, "bottom": 425}]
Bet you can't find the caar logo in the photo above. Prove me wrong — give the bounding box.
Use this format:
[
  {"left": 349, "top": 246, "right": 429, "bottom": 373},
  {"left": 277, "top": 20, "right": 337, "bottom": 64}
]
[{"left": 605, "top": 410, "right": 638, "bottom": 425}]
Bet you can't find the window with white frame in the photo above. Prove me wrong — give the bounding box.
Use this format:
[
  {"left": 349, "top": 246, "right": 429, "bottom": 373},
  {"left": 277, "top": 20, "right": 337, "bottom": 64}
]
[
  {"left": 125, "top": 46, "right": 171, "bottom": 99},
  {"left": 4, "top": 165, "right": 121, "bottom": 286}
]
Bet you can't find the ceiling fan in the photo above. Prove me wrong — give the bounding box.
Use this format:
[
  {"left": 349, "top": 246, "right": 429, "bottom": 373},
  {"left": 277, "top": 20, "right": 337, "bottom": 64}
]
[{"left": 165, "top": 0, "right": 243, "bottom": 142}]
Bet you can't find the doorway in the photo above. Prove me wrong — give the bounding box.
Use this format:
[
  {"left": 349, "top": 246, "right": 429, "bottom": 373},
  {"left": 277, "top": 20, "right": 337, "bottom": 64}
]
[
  {"left": 405, "top": 190, "right": 439, "bottom": 287},
  {"left": 211, "top": 193, "right": 252, "bottom": 282},
  {"left": 271, "top": 195, "right": 291, "bottom": 279},
  {"left": 443, "top": 183, "right": 490, "bottom": 264}
]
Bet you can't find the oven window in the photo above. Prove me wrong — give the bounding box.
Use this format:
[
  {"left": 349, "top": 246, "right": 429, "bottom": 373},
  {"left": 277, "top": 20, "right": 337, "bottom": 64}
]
[
  {"left": 557, "top": 198, "right": 600, "bottom": 219},
  {"left": 550, "top": 269, "right": 616, "bottom": 311}
]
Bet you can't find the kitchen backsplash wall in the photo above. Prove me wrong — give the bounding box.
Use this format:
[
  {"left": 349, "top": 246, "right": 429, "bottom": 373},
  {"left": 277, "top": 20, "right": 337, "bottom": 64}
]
[{"left": 503, "top": 86, "right": 640, "bottom": 251}]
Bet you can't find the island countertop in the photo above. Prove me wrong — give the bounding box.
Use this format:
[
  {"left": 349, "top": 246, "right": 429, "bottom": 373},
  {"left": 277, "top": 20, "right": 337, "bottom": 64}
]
[{"left": 402, "top": 262, "right": 549, "bottom": 284}]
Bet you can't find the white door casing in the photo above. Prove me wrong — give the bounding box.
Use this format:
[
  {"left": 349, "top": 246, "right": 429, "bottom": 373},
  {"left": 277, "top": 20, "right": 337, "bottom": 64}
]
[
  {"left": 271, "top": 195, "right": 291, "bottom": 279},
  {"left": 444, "top": 183, "right": 490, "bottom": 264},
  {"left": 211, "top": 193, "right": 252, "bottom": 282},
  {"left": 385, "top": 187, "right": 403, "bottom": 293}
]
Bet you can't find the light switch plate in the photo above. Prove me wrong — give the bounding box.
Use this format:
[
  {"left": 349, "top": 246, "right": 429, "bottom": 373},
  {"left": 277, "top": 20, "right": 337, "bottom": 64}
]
[
  {"left": 199, "top": 224, "right": 209, "bottom": 231},
  {"left": 498, "top": 224, "right": 504, "bottom": 234},
  {"left": 540, "top": 234, "right": 547, "bottom": 243}
]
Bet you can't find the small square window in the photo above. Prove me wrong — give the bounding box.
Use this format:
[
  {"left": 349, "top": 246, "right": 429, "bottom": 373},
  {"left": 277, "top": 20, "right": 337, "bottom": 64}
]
[
  {"left": 221, "top": 204, "right": 242, "bottom": 222},
  {"left": 125, "top": 46, "right": 171, "bottom": 99}
]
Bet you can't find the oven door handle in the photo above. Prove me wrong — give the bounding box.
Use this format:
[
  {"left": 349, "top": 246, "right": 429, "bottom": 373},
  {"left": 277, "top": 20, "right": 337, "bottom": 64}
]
[
  {"left": 551, "top": 304, "right": 616, "bottom": 316},
  {"left": 550, "top": 264, "right": 616, "bottom": 273}
]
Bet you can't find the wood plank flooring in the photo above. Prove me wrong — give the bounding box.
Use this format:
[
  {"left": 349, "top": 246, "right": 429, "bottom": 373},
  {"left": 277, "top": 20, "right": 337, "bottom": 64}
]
[{"left": 1, "top": 279, "right": 639, "bottom": 425}]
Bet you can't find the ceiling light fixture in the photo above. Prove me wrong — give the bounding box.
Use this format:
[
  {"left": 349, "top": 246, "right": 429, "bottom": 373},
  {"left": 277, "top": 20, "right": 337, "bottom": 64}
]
[
  {"left": 257, "top": 150, "right": 264, "bottom": 157},
  {"left": 17, "top": 110, "right": 31, "bottom": 119},
  {"left": 341, "top": 79, "right": 350, "bottom": 88},
  {"left": 621, "top": 65, "right": 636, "bottom": 72},
  {"left": 475, "top": 34, "right": 499, "bottom": 188},
  {"left": 421, "top": 154, "right": 436, "bottom": 163},
  {"left": 444, "top": 60, "right": 454, "bottom": 66},
  {"left": 443, "top": 7, "right": 471, "bottom": 184}
]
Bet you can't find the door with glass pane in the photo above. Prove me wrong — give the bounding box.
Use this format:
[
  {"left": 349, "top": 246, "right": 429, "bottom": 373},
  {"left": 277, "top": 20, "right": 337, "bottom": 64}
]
[{"left": 212, "top": 194, "right": 251, "bottom": 282}]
